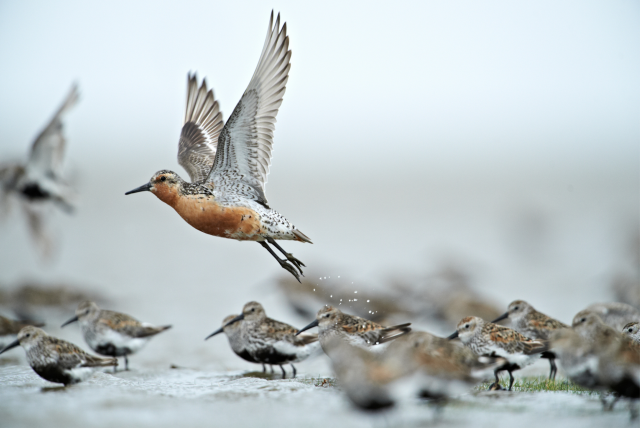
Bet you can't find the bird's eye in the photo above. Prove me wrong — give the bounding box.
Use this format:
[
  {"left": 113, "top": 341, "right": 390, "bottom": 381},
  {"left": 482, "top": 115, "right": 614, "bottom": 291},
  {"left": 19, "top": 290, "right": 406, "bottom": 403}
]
[
  {"left": 514, "top": 307, "right": 519, "bottom": 310},
  {"left": 581, "top": 318, "right": 586, "bottom": 323},
  {"left": 465, "top": 324, "right": 469, "bottom": 329},
  {"left": 25, "top": 334, "right": 30, "bottom": 338},
  {"left": 251, "top": 308, "right": 255, "bottom": 312},
  {"left": 161, "top": 176, "right": 167, "bottom": 182}
]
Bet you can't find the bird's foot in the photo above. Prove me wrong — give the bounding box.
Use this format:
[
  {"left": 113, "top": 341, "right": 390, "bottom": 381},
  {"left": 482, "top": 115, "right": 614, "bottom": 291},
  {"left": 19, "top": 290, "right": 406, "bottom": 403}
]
[
  {"left": 284, "top": 252, "right": 305, "bottom": 275},
  {"left": 278, "top": 258, "right": 302, "bottom": 283}
]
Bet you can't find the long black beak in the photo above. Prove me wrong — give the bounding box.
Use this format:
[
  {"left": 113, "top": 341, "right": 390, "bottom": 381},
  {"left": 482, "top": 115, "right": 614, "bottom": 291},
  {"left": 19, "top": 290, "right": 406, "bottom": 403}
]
[
  {"left": 491, "top": 312, "right": 509, "bottom": 324},
  {"left": 296, "top": 319, "right": 319, "bottom": 336},
  {"left": 0, "top": 339, "right": 20, "bottom": 355},
  {"left": 60, "top": 315, "right": 79, "bottom": 328},
  {"left": 125, "top": 183, "right": 152, "bottom": 195},
  {"left": 205, "top": 327, "right": 224, "bottom": 340},
  {"left": 447, "top": 331, "right": 459, "bottom": 340}
]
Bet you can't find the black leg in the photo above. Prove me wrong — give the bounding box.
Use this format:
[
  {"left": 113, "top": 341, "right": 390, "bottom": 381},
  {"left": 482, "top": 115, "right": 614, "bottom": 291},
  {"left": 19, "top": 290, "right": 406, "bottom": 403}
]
[
  {"left": 262, "top": 364, "right": 266, "bottom": 373},
  {"left": 113, "top": 361, "right": 118, "bottom": 374},
  {"left": 266, "top": 237, "right": 305, "bottom": 275},
  {"left": 508, "top": 371, "right": 515, "bottom": 391},
  {"left": 124, "top": 355, "right": 129, "bottom": 371},
  {"left": 549, "top": 358, "right": 557, "bottom": 381},
  {"left": 279, "top": 365, "right": 286, "bottom": 378},
  {"left": 259, "top": 241, "right": 301, "bottom": 282},
  {"left": 270, "top": 365, "right": 274, "bottom": 374},
  {"left": 489, "top": 369, "right": 502, "bottom": 390},
  {"left": 291, "top": 364, "right": 297, "bottom": 378}
]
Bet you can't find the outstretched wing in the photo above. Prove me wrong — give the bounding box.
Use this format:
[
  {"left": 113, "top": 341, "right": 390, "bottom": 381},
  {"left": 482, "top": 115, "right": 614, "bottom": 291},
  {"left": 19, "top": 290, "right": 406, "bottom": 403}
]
[
  {"left": 207, "top": 11, "right": 291, "bottom": 205},
  {"left": 27, "top": 84, "right": 79, "bottom": 178},
  {"left": 177, "top": 74, "right": 224, "bottom": 183}
]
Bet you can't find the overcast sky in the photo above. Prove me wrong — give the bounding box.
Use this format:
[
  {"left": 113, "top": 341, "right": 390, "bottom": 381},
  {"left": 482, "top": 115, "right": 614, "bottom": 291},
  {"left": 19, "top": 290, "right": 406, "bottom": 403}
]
[{"left": 0, "top": 0, "right": 638, "bottom": 179}]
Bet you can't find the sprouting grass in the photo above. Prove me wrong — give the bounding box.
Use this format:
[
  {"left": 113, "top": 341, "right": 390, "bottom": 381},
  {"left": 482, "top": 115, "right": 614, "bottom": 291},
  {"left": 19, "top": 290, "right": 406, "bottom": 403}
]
[{"left": 475, "top": 376, "right": 597, "bottom": 394}]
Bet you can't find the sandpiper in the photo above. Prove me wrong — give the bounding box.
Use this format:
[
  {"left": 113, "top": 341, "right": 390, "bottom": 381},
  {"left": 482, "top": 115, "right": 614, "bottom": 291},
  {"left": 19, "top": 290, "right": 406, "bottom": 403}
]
[
  {"left": 448, "top": 316, "right": 547, "bottom": 391},
  {"left": 0, "top": 326, "right": 116, "bottom": 385},
  {"left": 124, "top": 12, "right": 311, "bottom": 282},
  {"left": 205, "top": 314, "right": 267, "bottom": 373},
  {"left": 389, "top": 331, "right": 506, "bottom": 400},
  {"left": 215, "top": 301, "right": 319, "bottom": 377},
  {"left": 296, "top": 306, "right": 411, "bottom": 352},
  {"left": 553, "top": 318, "right": 640, "bottom": 413},
  {"left": 623, "top": 322, "right": 640, "bottom": 344},
  {"left": 323, "top": 337, "right": 402, "bottom": 411},
  {"left": 492, "top": 300, "right": 568, "bottom": 380},
  {"left": 61, "top": 301, "right": 171, "bottom": 371},
  {"left": 0, "top": 84, "right": 79, "bottom": 256},
  {"left": 585, "top": 302, "right": 640, "bottom": 331}
]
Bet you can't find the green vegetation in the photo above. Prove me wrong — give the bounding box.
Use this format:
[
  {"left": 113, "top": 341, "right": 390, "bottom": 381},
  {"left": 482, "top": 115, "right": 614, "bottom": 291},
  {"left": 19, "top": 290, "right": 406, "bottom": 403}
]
[{"left": 476, "top": 376, "right": 597, "bottom": 394}]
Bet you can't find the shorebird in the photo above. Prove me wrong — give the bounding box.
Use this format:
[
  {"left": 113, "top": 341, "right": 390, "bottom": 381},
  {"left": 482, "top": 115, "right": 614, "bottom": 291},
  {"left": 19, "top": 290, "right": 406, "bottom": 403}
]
[
  {"left": 389, "top": 331, "right": 506, "bottom": 400},
  {"left": 61, "top": 301, "right": 171, "bottom": 371},
  {"left": 623, "top": 322, "right": 640, "bottom": 345},
  {"left": 448, "top": 316, "right": 547, "bottom": 391},
  {"left": 0, "top": 326, "right": 116, "bottom": 385},
  {"left": 492, "top": 300, "right": 569, "bottom": 380},
  {"left": 584, "top": 302, "right": 640, "bottom": 331},
  {"left": 205, "top": 314, "right": 268, "bottom": 373},
  {"left": 0, "top": 84, "right": 79, "bottom": 257},
  {"left": 124, "top": 12, "right": 311, "bottom": 281},
  {"left": 323, "top": 337, "right": 403, "bottom": 411},
  {"left": 553, "top": 320, "right": 640, "bottom": 415},
  {"left": 213, "top": 301, "right": 319, "bottom": 377},
  {"left": 296, "top": 306, "right": 411, "bottom": 352}
]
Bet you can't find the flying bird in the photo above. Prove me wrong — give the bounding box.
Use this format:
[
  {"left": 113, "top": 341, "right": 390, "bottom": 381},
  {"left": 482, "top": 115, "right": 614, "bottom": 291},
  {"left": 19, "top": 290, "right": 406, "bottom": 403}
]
[
  {"left": 0, "top": 84, "right": 79, "bottom": 257},
  {"left": 125, "top": 12, "right": 310, "bottom": 281}
]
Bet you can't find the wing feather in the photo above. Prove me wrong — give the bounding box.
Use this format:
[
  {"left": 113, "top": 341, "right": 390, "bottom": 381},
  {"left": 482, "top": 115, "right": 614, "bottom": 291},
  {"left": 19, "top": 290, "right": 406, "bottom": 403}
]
[
  {"left": 27, "top": 84, "right": 79, "bottom": 178},
  {"left": 207, "top": 11, "right": 291, "bottom": 204},
  {"left": 177, "top": 74, "right": 224, "bottom": 183}
]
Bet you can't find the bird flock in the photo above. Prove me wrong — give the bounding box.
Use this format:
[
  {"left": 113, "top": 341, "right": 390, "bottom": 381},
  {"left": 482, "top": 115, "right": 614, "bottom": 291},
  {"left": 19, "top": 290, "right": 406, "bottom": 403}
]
[{"left": 0, "top": 9, "right": 638, "bottom": 424}]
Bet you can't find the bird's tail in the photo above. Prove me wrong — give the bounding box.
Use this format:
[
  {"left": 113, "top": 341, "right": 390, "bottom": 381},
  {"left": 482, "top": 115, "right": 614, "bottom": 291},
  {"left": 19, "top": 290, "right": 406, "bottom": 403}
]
[{"left": 293, "top": 229, "right": 312, "bottom": 244}]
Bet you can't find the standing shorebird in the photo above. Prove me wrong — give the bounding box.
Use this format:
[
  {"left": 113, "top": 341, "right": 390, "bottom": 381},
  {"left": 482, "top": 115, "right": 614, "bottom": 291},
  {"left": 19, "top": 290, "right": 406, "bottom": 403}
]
[
  {"left": 491, "top": 300, "right": 568, "bottom": 380},
  {"left": 0, "top": 84, "right": 79, "bottom": 257},
  {"left": 205, "top": 314, "right": 267, "bottom": 373},
  {"left": 448, "top": 316, "right": 547, "bottom": 391},
  {"left": 0, "top": 326, "right": 117, "bottom": 385},
  {"left": 296, "top": 306, "right": 412, "bottom": 352},
  {"left": 61, "top": 301, "right": 171, "bottom": 371},
  {"left": 124, "top": 12, "right": 311, "bottom": 281},
  {"left": 211, "top": 301, "right": 319, "bottom": 377}
]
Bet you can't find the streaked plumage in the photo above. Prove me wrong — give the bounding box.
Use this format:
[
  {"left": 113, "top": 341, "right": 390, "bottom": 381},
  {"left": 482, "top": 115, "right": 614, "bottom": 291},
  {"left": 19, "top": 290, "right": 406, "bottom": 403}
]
[
  {"left": 492, "top": 300, "right": 568, "bottom": 380},
  {"left": 553, "top": 316, "right": 640, "bottom": 410},
  {"left": 0, "top": 84, "right": 79, "bottom": 257},
  {"left": 0, "top": 326, "right": 116, "bottom": 385},
  {"left": 61, "top": 301, "right": 171, "bottom": 370},
  {"left": 296, "top": 306, "right": 411, "bottom": 352},
  {"left": 125, "top": 12, "right": 310, "bottom": 281},
  {"left": 389, "top": 331, "right": 505, "bottom": 400},
  {"left": 206, "top": 314, "right": 268, "bottom": 373},
  {"left": 448, "top": 316, "right": 546, "bottom": 390},
  {"left": 213, "top": 301, "right": 319, "bottom": 377}
]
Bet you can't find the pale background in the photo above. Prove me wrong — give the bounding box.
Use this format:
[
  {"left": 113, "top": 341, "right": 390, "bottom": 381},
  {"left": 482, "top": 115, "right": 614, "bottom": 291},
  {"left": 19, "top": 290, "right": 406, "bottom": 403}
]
[{"left": 0, "top": 3, "right": 638, "bottom": 422}]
